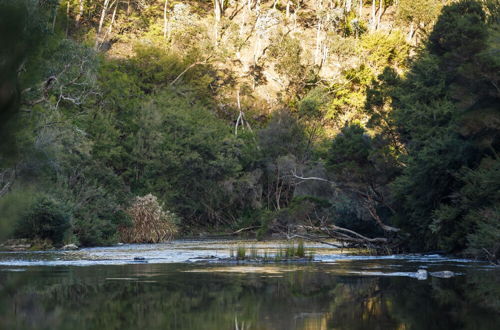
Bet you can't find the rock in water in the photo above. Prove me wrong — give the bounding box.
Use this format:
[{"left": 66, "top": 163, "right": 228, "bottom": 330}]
[
  {"left": 430, "top": 271, "right": 456, "bottom": 278},
  {"left": 62, "top": 244, "right": 79, "bottom": 250},
  {"left": 134, "top": 257, "right": 146, "bottom": 261},
  {"left": 416, "top": 269, "right": 428, "bottom": 280}
]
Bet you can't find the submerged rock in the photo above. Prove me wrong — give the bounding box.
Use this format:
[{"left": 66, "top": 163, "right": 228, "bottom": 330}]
[{"left": 430, "top": 271, "right": 457, "bottom": 278}]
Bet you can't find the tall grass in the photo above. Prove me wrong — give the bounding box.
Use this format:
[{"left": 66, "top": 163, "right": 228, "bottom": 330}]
[
  {"left": 236, "top": 245, "right": 246, "bottom": 260},
  {"left": 229, "top": 240, "right": 313, "bottom": 261}
]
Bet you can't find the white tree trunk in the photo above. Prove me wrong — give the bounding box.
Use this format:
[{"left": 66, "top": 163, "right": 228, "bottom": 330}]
[
  {"left": 407, "top": 22, "right": 414, "bottom": 42},
  {"left": 66, "top": 0, "right": 70, "bottom": 36},
  {"left": 97, "top": 0, "right": 111, "bottom": 36},
  {"left": 214, "top": 0, "right": 224, "bottom": 43},
  {"left": 106, "top": 0, "right": 118, "bottom": 36},
  {"left": 345, "top": 0, "right": 352, "bottom": 12},
  {"left": 370, "top": 0, "right": 376, "bottom": 30},
  {"left": 376, "top": 0, "right": 383, "bottom": 30},
  {"left": 163, "top": 0, "right": 169, "bottom": 38},
  {"left": 76, "top": 0, "right": 84, "bottom": 25},
  {"left": 315, "top": 20, "right": 322, "bottom": 65}
]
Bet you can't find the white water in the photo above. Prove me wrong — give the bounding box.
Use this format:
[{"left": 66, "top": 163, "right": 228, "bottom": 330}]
[{"left": 0, "top": 239, "right": 488, "bottom": 276}]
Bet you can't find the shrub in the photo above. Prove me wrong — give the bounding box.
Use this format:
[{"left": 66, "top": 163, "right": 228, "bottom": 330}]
[
  {"left": 466, "top": 208, "right": 500, "bottom": 263},
  {"left": 119, "top": 194, "right": 179, "bottom": 243},
  {"left": 14, "top": 195, "right": 70, "bottom": 246}
]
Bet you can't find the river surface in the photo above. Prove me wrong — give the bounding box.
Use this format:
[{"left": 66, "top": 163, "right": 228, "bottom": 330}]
[{"left": 0, "top": 239, "right": 499, "bottom": 329}]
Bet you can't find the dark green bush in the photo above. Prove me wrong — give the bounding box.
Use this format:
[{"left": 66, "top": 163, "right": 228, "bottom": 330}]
[{"left": 14, "top": 195, "right": 70, "bottom": 246}]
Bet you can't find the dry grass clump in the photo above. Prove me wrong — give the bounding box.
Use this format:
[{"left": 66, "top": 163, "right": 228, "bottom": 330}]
[{"left": 119, "top": 194, "right": 179, "bottom": 243}]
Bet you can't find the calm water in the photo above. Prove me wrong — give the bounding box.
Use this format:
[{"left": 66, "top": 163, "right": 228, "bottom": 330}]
[{"left": 0, "top": 240, "right": 499, "bottom": 330}]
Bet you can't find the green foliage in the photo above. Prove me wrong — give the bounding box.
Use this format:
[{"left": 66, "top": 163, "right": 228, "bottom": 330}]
[
  {"left": 14, "top": 194, "right": 71, "bottom": 246},
  {"left": 384, "top": 0, "right": 500, "bottom": 253},
  {"left": 296, "top": 239, "right": 305, "bottom": 258},
  {"left": 328, "top": 123, "right": 398, "bottom": 185},
  {"left": 360, "top": 32, "right": 410, "bottom": 70},
  {"left": 435, "top": 158, "right": 500, "bottom": 261},
  {"left": 396, "top": 0, "right": 442, "bottom": 31},
  {"left": 258, "top": 110, "right": 308, "bottom": 161},
  {"left": 124, "top": 91, "right": 242, "bottom": 225},
  {"left": 267, "top": 33, "right": 315, "bottom": 96},
  {"left": 128, "top": 44, "right": 210, "bottom": 92},
  {"left": 236, "top": 245, "right": 247, "bottom": 260},
  {"left": 1, "top": 0, "right": 497, "bottom": 260},
  {"left": 428, "top": 0, "right": 487, "bottom": 64},
  {"left": 0, "top": 188, "right": 39, "bottom": 241},
  {"left": 0, "top": 0, "right": 50, "bottom": 159}
]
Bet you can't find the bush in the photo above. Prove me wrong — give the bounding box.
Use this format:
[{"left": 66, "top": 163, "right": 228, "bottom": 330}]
[
  {"left": 466, "top": 207, "right": 500, "bottom": 263},
  {"left": 14, "top": 195, "right": 70, "bottom": 246},
  {"left": 119, "top": 194, "right": 179, "bottom": 243}
]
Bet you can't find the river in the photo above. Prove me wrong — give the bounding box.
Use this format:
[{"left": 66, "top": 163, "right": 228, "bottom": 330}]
[{"left": 0, "top": 239, "right": 499, "bottom": 329}]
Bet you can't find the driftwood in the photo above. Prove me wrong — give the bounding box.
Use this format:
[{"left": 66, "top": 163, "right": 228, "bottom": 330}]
[
  {"left": 278, "top": 210, "right": 400, "bottom": 251},
  {"left": 119, "top": 194, "right": 178, "bottom": 243},
  {"left": 231, "top": 225, "right": 261, "bottom": 235},
  {"left": 290, "top": 171, "right": 401, "bottom": 233}
]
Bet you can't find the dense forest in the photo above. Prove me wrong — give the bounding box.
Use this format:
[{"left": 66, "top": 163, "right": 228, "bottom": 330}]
[{"left": 0, "top": 0, "right": 498, "bottom": 262}]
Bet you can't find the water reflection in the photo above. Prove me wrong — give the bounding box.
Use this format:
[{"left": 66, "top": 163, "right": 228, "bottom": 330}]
[{"left": 0, "top": 263, "right": 498, "bottom": 330}]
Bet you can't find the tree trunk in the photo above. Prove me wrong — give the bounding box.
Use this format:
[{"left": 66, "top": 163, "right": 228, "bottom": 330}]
[
  {"left": 235, "top": 89, "right": 243, "bottom": 136},
  {"left": 52, "top": 5, "right": 57, "bottom": 32},
  {"left": 106, "top": 0, "right": 118, "bottom": 36},
  {"left": 376, "top": 0, "right": 383, "bottom": 30},
  {"left": 358, "top": 0, "right": 362, "bottom": 17},
  {"left": 98, "top": 0, "right": 110, "bottom": 36},
  {"left": 66, "top": 0, "right": 70, "bottom": 37},
  {"left": 407, "top": 22, "right": 414, "bottom": 43},
  {"left": 345, "top": 0, "right": 352, "bottom": 12},
  {"left": 76, "top": 0, "right": 84, "bottom": 26},
  {"left": 314, "top": 19, "right": 322, "bottom": 65},
  {"left": 370, "top": 0, "right": 376, "bottom": 30},
  {"left": 96, "top": 0, "right": 111, "bottom": 48},
  {"left": 163, "top": 0, "right": 169, "bottom": 39},
  {"left": 214, "top": 0, "right": 224, "bottom": 43}
]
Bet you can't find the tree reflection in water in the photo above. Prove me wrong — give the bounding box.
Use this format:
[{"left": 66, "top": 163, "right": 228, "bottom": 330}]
[{"left": 0, "top": 263, "right": 499, "bottom": 330}]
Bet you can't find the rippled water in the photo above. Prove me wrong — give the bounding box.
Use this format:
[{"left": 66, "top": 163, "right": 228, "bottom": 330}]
[{"left": 0, "top": 239, "right": 499, "bottom": 329}]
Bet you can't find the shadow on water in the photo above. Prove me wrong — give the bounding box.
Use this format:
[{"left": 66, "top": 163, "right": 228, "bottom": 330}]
[{"left": 0, "top": 262, "right": 499, "bottom": 330}]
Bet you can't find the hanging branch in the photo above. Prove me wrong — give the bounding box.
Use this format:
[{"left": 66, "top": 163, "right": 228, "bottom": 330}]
[
  {"left": 169, "top": 54, "right": 214, "bottom": 86},
  {"left": 290, "top": 170, "right": 400, "bottom": 233}
]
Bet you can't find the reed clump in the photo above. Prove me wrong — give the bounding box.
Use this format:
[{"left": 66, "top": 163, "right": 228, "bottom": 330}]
[
  {"left": 236, "top": 245, "right": 246, "bottom": 260},
  {"left": 119, "top": 194, "right": 179, "bottom": 243},
  {"left": 229, "top": 240, "right": 313, "bottom": 262}
]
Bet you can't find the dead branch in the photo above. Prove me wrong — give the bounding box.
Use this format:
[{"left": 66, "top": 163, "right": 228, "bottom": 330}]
[
  {"left": 285, "top": 233, "right": 344, "bottom": 248},
  {"left": 297, "top": 225, "right": 388, "bottom": 244},
  {"left": 0, "top": 169, "right": 15, "bottom": 198},
  {"left": 169, "top": 55, "right": 213, "bottom": 86},
  {"left": 290, "top": 170, "right": 400, "bottom": 233},
  {"left": 231, "top": 225, "right": 261, "bottom": 235}
]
